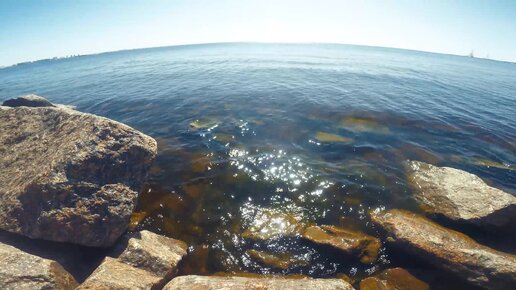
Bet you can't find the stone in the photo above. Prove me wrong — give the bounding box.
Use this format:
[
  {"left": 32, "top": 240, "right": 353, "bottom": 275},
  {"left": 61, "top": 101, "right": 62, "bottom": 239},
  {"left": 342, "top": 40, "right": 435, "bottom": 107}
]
[
  {"left": 246, "top": 249, "right": 307, "bottom": 270},
  {"left": 315, "top": 132, "right": 353, "bottom": 143},
  {"left": 2, "top": 94, "right": 56, "bottom": 108},
  {"left": 302, "top": 225, "right": 381, "bottom": 264},
  {"left": 76, "top": 257, "right": 162, "bottom": 290},
  {"left": 163, "top": 275, "right": 355, "bottom": 290},
  {"left": 0, "top": 242, "right": 77, "bottom": 290},
  {"left": 371, "top": 209, "right": 516, "bottom": 289},
  {"left": 0, "top": 99, "right": 157, "bottom": 247},
  {"left": 114, "top": 230, "right": 188, "bottom": 278},
  {"left": 241, "top": 206, "right": 306, "bottom": 240},
  {"left": 405, "top": 160, "right": 516, "bottom": 226},
  {"left": 359, "top": 267, "right": 429, "bottom": 290}
]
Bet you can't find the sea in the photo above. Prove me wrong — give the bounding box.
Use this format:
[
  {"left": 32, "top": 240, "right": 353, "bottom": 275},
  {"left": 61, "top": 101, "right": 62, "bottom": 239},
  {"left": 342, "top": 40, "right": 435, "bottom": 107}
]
[{"left": 1, "top": 43, "right": 515, "bottom": 289}]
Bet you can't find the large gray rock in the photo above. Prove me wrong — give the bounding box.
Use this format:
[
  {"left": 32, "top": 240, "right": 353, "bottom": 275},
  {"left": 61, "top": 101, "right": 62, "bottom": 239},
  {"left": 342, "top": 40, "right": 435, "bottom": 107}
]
[
  {"left": 2, "top": 94, "right": 56, "bottom": 108},
  {"left": 163, "top": 275, "right": 355, "bottom": 290},
  {"left": 0, "top": 242, "right": 77, "bottom": 290},
  {"left": 0, "top": 97, "right": 157, "bottom": 247},
  {"left": 76, "top": 257, "right": 161, "bottom": 290},
  {"left": 371, "top": 209, "right": 516, "bottom": 289},
  {"left": 406, "top": 160, "right": 516, "bottom": 226},
  {"left": 114, "top": 230, "right": 187, "bottom": 278}
]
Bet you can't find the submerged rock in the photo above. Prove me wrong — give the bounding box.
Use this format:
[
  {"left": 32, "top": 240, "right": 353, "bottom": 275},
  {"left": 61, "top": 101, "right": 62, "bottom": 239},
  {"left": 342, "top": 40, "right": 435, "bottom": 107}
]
[
  {"left": 246, "top": 249, "right": 307, "bottom": 270},
  {"left": 2, "top": 94, "right": 56, "bottom": 108},
  {"left": 315, "top": 131, "right": 353, "bottom": 143},
  {"left": 302, "top": 225, "right": 381, "bottom": 264},
  {"left": 76, "top": 257, "right": 161, "bottom": 290},
  {"left": 0, "top": 97, "right": 157, "bottom": 247},
  {"left": 163, "top": 275, "right": 355, "bottom": 290},
  {"left": 371, "top": 209, "right": 516, "bottom": 289},
  {"left": 114, "top": 230, "right": 187, "bottom": 278},
  {"left": 339, "top": 116, "right": 390, "bottom": 134},
  {"left": 241, "top": 206, "right": 306, "bottom": 240},
  {"left": 359, "top": 267, "right": 429, "bottom": 290},
  {"left": 0, "top": 242, "right": 77, "bottom": 290},
  {"left": 405, "top": 160, "right": 516, "bottom": 226}
]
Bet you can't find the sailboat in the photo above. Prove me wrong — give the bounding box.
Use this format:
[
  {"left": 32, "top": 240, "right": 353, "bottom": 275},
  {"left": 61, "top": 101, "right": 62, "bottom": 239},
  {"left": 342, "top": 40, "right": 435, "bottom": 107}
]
[{"left": 469, "top": 50, "right": 474, "bottom": 58}]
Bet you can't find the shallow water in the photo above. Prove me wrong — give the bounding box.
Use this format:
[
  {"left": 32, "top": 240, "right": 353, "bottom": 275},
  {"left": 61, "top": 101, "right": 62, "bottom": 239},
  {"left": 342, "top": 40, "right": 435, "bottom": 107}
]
[{"left": 1, "top": 43, "right": 515, "bottom": 288}]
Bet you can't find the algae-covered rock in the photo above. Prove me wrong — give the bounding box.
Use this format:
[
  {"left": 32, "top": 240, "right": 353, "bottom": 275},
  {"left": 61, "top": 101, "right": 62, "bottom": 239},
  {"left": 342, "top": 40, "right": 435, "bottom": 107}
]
[
  {"left": 359, "top": 267, "right": 429, "bottom": 290},
  {"left": 246, "top": 249, "right": 308, "bottom": 270},
  {"left": 301, "top": 225, "right": 381, "bottom": 264},
  {"left": 406, "top": 160, "right": 516, "bottom": 226},
  {"left": 76, "top": 257, "right": 162, "bottom": 290},
  {"left": 371, "top": 209, "right": 516, "bottom": 289},
  {"left": 0, "top": 96, "right": 157, "bottom": 247},
  {"left": 315, "top": 131, "right": 353, "bottom": 143},
  {"left": 0, "top": 242, "right": 77, "bottom": 290},
  {"left": 163, "top": 275, "right": 355, "bottom": 290}
]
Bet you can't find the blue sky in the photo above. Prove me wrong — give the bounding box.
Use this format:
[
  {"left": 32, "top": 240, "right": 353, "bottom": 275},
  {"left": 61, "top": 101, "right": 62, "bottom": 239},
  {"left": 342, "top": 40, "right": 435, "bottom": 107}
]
[{"left": 1, "top": 0, "right": 515, "bottom": 66}]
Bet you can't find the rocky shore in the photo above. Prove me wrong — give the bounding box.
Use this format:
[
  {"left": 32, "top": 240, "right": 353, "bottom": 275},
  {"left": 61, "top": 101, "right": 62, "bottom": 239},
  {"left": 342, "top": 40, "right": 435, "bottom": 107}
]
[{"left": 0, "top": 95, "right": 515, "bottom": 289}]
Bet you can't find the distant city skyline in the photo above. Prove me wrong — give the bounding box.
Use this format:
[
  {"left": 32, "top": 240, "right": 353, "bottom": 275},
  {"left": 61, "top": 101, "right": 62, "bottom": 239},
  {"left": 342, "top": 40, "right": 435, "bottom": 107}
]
[{"left": 1, "top": 0, "right": 516, "bottom": 67}]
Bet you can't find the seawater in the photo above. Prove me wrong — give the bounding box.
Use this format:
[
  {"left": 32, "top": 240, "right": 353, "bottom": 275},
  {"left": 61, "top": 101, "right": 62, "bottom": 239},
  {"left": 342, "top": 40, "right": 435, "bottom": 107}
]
[{"left": 1, "top": 43, "right": 515, "bottom": 289}]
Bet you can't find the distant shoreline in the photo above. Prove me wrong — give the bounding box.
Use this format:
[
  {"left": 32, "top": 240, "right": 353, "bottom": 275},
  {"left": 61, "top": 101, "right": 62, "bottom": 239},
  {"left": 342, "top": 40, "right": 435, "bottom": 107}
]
[{"left": 2, "top": 42, "right": 515, "bottom": 69}]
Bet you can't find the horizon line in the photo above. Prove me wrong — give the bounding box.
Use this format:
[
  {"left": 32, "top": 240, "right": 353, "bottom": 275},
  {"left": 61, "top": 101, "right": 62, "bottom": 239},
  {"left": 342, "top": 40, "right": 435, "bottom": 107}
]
[{"left": 2, "top": 41, "right": 515, "bottom": 68}]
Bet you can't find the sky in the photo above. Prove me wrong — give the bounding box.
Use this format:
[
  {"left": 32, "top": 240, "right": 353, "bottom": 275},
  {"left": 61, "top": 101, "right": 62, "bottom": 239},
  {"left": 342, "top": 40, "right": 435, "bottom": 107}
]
[{"left": 1, "top": 0, "right": 515, "bottom": 66}]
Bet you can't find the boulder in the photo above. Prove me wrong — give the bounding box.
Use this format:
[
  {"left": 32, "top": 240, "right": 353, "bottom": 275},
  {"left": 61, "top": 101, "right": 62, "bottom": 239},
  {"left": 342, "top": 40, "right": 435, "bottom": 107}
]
[
  {"left": 0, "top": 97, "right": 157, "bottom": 247},
  {"left": 114, "top": 230, "right": 187, "bottom": 278},
  {"left": 76, "top": 257, "right": 162, "bottom": 290},
  {"left": 371, "top": 209, "right": 516, "bottom": 289},
  {"left": 359, "top": 267, "right": 429, "bottom": 290},
  {"left": 0, "top": 242, "right": 77, "bottom": 290},
  {"left": 405, "top": 160, "right": 516, "bottom": 226},
  {"left": 2, "top": 94, "right": 56, "bottom": 108},
  {"left": 302, "top": 225, "right": 381, "bottom": 264},
  {"left": 163, "top": 275, "right": 355, "bottom": 290}
]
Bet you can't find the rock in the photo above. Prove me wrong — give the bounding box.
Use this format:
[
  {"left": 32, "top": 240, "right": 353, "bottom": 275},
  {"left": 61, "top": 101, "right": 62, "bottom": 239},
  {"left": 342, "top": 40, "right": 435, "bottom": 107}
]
[
  {"left": 405, "top": 160, "right": 516, "bottom": 226},
  {"left": 0, "top": 242, "right": 77, "bottom": 290},
  {"left": 76, "top": 257, "right": 162, "bottom": 290},
  {"left": 114, "top": 230, "right": 187, "bottom": 278},
  {"left": 0, "top": 100, "right": 157, "bottom": 247},
  {"left": 246, "top": 249, "right": 307, "bottom": 270},
  {"left": 359, "top": 267, "right": 429, "bottom": 290},
  {"left": 241, "top": 206, "right": 306, "bottom": 240},
  {"left": 315, "top": 132, "right": 353, "bottom": 143},
  {"left": 371, "top": 209, "right": 516, "bottom": 289},
  {"left": 163, "top": 275, "right": 355, "bottom": 290},
  {"left": 2, "top": 94, "right": 56, "bottom": 108},
  {"left": 302, "top": 225, "right": 381, "bottom": 264}
]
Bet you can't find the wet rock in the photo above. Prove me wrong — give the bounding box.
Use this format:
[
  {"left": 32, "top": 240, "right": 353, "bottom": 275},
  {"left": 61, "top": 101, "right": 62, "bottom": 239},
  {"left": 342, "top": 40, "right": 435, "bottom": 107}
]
[
  {"left": 0, "top": 99, "right": 157, "bottom": 247},
  {"left": 246, "top": 249, "right": 307, "bottom": 270},
  {"left": 163, "top": 275, "right": 355, "bottom": 290},
  {"left": 114, "top": 230, "right": 187, "bottom": 278},
  {"left": 302, "top": 225, "right": 381, "bottom": 264},
  {"left": 76, "top": 257, "right": 161, "bottom": 290},
  {"left": 2, "top": 94, "right": 56, "bottom": 108},
  {"left": 359, "top": 267, "right": 429, "bottom": 290},
  {"left": 241, "top": 206, "right": 306, "bottom": 240},
  {"left": 0, "top": 242, "right": 77, "bottom": 290},
  {"left": 405, "top": 160, "right": 516, "bottom": 226},
  {"left": 371, "top": 209, "right": 516, "bottom": 289}
]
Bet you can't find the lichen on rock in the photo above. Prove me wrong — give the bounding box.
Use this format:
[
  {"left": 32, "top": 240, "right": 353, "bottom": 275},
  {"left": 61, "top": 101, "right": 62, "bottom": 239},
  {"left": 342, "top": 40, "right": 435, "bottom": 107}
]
[{"left": 0, "top": 95, "right": 157, "bottom": 247}]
